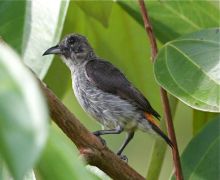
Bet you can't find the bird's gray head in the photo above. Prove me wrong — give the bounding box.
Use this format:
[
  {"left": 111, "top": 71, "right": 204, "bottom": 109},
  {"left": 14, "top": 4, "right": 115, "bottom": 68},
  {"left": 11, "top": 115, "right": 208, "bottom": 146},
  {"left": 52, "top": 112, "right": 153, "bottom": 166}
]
[{"left": 43, "top": 34, "right": 96, "bottom": 66}]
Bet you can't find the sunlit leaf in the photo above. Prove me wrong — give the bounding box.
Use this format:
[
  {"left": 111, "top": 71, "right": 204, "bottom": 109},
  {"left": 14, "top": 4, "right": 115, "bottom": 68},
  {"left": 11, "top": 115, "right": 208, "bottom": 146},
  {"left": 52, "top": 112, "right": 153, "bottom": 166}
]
[
  {"left": 0, "top": 0, "right": 69, "bottom": 79},
  {"left": 154, "top": 28, "right": 220, "bottom": 112},
  {"left": 0, "top": 44, "right": 48, "bottom": 180},
  {"left": 23, "top": 0, "right": 70, "bottom": 78}
]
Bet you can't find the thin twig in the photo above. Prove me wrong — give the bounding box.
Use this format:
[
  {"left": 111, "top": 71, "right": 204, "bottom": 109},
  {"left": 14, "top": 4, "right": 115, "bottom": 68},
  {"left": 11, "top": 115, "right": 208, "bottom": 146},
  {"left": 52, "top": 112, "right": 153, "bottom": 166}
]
[
  {"left": 38, "top": 80, "right": 144, "bottom": 180},
  {"left": 138, "top": 1, "right": 183, "bottom": 180}
]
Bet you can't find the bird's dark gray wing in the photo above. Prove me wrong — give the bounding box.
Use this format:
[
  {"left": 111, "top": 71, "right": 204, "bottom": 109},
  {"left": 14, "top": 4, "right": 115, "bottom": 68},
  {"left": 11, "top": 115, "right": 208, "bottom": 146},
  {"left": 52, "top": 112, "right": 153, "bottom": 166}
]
[{"left": 85, "top": 59, "right": 160, "bottom": 119}]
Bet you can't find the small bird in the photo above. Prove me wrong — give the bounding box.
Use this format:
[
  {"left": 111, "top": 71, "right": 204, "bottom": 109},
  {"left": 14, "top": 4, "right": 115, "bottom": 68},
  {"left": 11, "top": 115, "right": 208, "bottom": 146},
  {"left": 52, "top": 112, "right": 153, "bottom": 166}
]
[{"left": 43, "top": 34, "right": 173, "bottom": 160}]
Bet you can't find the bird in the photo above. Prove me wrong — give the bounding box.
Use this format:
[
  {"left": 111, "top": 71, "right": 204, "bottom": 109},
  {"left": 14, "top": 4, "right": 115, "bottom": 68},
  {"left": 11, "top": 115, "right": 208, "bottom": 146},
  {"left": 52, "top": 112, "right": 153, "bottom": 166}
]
[{"left": 43, "top": 34, "right": 173, "bottom": 160}]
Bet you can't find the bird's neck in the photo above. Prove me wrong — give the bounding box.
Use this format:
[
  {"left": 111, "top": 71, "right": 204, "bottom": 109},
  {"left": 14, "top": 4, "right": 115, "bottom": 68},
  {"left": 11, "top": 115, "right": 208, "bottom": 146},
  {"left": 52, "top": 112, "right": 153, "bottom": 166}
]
[{"left": 62, "top": 51, "right": 98, "bottom": 72}]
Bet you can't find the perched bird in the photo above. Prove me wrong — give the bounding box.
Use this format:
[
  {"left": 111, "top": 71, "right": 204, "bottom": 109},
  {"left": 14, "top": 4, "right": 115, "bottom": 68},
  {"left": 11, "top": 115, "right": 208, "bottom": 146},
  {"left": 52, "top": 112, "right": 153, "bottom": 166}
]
[{"left": 43, "top": 34, "right": 173, "bottom": 160}]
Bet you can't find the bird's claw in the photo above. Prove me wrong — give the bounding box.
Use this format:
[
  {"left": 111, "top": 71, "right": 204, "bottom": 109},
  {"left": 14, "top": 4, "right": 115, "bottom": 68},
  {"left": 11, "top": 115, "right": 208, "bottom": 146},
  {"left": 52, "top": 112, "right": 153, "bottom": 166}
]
[{"left": 93, "top": 133, "right": 106, "bottom": 146}]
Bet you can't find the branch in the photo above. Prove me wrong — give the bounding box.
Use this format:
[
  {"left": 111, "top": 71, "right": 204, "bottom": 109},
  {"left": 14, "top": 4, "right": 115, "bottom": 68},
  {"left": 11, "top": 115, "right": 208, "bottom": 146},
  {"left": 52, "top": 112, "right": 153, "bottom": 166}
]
[
  {"left": 138, "top": 1, "right": 183, "bottom": 180},
  {"left": 38, "top": 81, "right": 144, "bottom": 180}
]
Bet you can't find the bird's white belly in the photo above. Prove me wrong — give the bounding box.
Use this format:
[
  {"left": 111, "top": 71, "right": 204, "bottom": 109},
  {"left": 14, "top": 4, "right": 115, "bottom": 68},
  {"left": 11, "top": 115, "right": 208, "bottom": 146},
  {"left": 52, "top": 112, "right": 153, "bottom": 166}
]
[{"left": 71, "top": 71, "right": 141, "bottom": 130}]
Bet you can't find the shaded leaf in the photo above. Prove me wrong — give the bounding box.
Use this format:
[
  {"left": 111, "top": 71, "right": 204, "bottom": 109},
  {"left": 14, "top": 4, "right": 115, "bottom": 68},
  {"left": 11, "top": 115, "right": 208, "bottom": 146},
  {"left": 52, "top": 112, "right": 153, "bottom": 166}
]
[
  {"left": 0, "top": 44, "right": 48, "bottom": 180},
  {"left": 171, "top": 117, "right": 220, "bottom": 180},
  {"left": 154, "top": 28, "right": 220, "bottom": 112},
  {"left": 0, "top": 1, "right": 26, "bottom": 53},
  {"left": 75, "top": 1, "right": 113, "bottom": 27},
  {"left": 118, "top": 1, "right": 220, "bottom": 43},
  {"left": 192, "top": 110, "right": 219, "bottom": 135}
]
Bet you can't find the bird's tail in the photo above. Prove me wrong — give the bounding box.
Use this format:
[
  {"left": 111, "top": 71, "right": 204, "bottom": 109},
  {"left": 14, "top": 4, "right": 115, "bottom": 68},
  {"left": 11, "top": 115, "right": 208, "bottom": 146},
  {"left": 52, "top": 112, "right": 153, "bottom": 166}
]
[
  {"left": 151, "top": 124, "right": 173, "bottom": 148},
  {"left": 144, "top": 112, "right": 173, "bottom": 148}
]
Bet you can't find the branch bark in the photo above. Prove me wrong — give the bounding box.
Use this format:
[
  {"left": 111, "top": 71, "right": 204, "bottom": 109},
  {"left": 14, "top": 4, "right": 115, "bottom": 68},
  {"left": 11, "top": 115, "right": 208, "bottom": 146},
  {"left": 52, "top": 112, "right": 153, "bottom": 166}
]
[
  {"left": 38, "top": 81, "right": 144, "bottom": 180},
  {"left": 138, "top": 1, "right": 183, "bottom": 180}
]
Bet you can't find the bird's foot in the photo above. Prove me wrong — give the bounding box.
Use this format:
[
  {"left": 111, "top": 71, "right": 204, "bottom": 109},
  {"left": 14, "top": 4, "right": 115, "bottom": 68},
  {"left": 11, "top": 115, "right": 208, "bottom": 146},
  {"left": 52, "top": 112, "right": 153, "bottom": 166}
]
[
  {"left": 93, "top": 132, "right": 106, "bottom": 146},
  {"left": 117, "top": 154, "right": 128, "bottom": 163}
]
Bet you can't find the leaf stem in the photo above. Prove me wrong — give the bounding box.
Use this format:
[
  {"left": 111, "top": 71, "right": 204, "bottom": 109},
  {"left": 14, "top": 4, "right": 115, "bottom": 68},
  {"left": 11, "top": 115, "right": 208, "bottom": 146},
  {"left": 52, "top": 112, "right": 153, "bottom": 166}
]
[{"left": 138, "top": 1, "right": 183, "bottom": 180}]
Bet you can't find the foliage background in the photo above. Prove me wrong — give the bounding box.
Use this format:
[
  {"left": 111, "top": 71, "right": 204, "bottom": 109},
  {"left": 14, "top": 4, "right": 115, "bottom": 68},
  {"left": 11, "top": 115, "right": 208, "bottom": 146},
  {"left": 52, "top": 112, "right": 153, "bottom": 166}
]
[{"left": 0, "top": 1, "right": 219, "bottom": 180}]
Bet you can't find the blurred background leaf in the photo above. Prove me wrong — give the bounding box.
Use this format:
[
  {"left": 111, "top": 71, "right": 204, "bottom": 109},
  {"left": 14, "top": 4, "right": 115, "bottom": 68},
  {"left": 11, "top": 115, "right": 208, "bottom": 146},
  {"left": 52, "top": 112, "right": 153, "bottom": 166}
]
[
  {"left": 0, "top": 161, "right": 36, "bottom": 180},
  {"left": 171, "top": 116, "right": 220, "bottom": 180},
  {"left": 75, "top": 1, "right": 113, "bottom": 28},
  {"left": 0, "top": 44, "right": 48, "bottom": 180},
  {"left": 35, "top": 124, "right": 99, "bottom": 180},
  {"left": 154, "top": 28, "right": 220, "bottom": 112}
]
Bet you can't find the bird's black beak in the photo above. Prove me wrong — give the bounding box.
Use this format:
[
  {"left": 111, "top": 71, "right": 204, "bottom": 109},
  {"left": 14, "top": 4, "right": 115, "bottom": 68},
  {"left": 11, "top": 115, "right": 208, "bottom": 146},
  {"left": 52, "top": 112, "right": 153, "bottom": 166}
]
[{"left": 43, "top": 45, "right": 62, "bottom": 56}]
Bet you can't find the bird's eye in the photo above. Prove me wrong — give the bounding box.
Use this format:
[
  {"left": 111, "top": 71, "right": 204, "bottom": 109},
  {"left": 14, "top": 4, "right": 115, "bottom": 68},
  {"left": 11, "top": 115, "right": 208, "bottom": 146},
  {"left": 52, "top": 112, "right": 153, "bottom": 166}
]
[{"left": 68, "top": 37, "right": 77, "bottom": 44}]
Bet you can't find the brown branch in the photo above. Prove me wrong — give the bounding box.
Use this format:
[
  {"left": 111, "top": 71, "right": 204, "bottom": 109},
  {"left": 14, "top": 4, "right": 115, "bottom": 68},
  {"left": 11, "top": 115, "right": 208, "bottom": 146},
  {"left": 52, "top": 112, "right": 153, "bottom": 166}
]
[
  {"left": 38, "top": 81, "right": 144, "bottom": 180},
  {"left": 138, "top": 1, "right": 183, "bottom": 180}
]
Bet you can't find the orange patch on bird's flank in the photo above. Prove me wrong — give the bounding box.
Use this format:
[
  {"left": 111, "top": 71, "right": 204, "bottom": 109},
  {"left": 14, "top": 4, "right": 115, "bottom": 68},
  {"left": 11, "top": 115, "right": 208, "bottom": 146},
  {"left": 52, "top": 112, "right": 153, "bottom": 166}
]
[{"left": 144, "top": 112, "right": 160, "bottom": 127}]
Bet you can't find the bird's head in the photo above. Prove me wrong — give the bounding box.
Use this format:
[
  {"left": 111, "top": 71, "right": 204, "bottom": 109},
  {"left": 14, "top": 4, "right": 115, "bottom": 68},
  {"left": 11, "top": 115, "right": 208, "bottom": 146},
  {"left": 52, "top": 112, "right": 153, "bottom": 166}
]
[{"left": 43, "top": 34, "right": 95, "bottom": 66}]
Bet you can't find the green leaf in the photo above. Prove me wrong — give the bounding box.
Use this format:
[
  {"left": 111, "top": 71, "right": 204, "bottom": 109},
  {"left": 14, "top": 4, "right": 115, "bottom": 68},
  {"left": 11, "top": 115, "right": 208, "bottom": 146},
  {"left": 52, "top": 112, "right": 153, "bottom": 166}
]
[
  {"left": 154, "top": 28, "right": 220, "bottom": 112},
  {"left": 171, "top": 117, "right": 220, "bottom": 180},
  {"left": 0, "top": 44, "right": 48, "bottom": 180},
  {"left": 192, "top": 110, "right": 219, "bottom": 136},
  {"left": 0, "top": 1, "right": 26, "bottom": 54},
  {"left": 118, "top": 1, "right": 220, "bottom": 43},
  {"left": 0, "top": 160, "right": 36, "bottom": 180},
  {"left": 0, "top": 0, "right": 69, "bottom": 79},
  {"left": 23, "top": 171, "right": 36, "bottom": 180},
  {"left": 36, "top": 124, "right": 99, "bottom": 180},
  {"left": 75, "top": 1, "right": 113, "bottom": 28},
  {"left": 44, "top": 56, "right": 71, "bottom": 99}
]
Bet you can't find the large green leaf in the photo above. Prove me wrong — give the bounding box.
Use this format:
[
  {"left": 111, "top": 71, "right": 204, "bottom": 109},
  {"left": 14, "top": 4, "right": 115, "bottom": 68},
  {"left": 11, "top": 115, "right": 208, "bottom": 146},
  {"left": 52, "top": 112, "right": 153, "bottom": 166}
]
[
  {"left": 118, "top": 0, "right": 220, "bottom": 43},
  {"left": 0, "top": 160, "right": 36, "bottom": 180},
  {"left": 22, "top": 0, "right": 69, "bottom": 78},
  {"left": 0, "top": 44, "right": 48, "bottom": 180},
  {"left": 0, "top": 1, "right": 26, "bottom": 54},
  {"left": 154, "top": 28, "right": 220, "bottom": 112},
  {"left": 75, "top": 1, "right": 113, "bottom": 28},
  {"left": 171, "top": 117, "right": 220, "bottom": 180},
  {"left": 0, "top": 0, "right": 69, "bottom": 79},
  {"left": 36, "top": 124, "right": 99, "bottom": 180}
]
